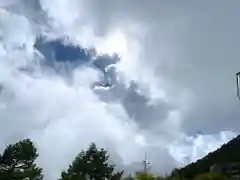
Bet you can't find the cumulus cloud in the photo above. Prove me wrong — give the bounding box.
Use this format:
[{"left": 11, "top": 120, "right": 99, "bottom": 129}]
[
  {"left": 169, "top": 131, "right": 237, "bottom": 166},
  {"left": 0, "top": 0, "right": 240, "bottom": 179}
]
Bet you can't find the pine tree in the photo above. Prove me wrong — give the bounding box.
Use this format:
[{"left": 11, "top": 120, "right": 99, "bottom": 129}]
[
  {"left": 60, "top": 143, "right": 123, "bottom": 180},
  {"left": 0, "top": 139, "right": 43, "bottom": 180}
]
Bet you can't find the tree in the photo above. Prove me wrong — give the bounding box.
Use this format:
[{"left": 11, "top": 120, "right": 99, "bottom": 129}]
[
  {"left": 0, "top": 138, "right": 43, "bottom": 180},
  {"left": 60, "top": 143, "right": 123, "bottom": 180},
  {"left": 155, "top": 176, "right": 171, "bottom": 180},
  {"left": 135, "top": 172, "right": 156, "bottom": 180},
  {"left": 110, "top": 170, "right": 124, "bottom": 180},
  {"left": 180, "top": 135, "right": 240, "bottom": 179},
  {"left": 170, "top": 168, "right": 184, "bottom": 180},
  {"left": 193, "top": 172, "right": 227, "bottom": 180}
]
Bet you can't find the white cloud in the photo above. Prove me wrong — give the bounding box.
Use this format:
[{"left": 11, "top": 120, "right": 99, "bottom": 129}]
[
  {"left": 0, "top": 0, "right": 239, "bottom": 179},
  {"left": 168, "top": 131, "right": 237, "bottom": 166},
  {"left": 0, "top": 48, "right": 146, "bottom": 179},
  {"left": 0, "top": 5, "right": 152, "bottom": 179}
]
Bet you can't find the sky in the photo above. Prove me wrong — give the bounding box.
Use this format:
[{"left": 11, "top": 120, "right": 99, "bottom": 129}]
[{"left": 0, "top": 0, "right": 240, "bottom": 179}]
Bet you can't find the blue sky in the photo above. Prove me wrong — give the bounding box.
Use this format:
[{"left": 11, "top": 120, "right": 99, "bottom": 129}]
[
  {"left": 0, "top": 0, "right": 239, "bottom": 179},
  {"left": 35, "top": 38, "right": 120, "bottom": 88},
  {"left": 35, "top": 38, "right": 90, "bottom": 62}
]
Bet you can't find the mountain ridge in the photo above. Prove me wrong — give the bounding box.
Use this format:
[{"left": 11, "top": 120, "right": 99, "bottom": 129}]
[{"left": 179, "top": 135, "right": 240, "bottom": 179}]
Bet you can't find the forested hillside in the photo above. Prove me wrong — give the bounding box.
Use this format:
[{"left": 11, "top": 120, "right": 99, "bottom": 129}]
[{"left": 180, "top": 135, "right": 240, "bottom": 179}]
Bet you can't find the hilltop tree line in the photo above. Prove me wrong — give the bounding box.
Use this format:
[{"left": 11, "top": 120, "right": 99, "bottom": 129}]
[
  {"left": 0, "top": 138, "right": 231, "bottom": 180},
  {"left": 179, "top": 135, "right": 240, "bottom": 179}
]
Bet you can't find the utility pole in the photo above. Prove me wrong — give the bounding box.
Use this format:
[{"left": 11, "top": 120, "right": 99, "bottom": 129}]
[
  {"left": 237, "top": 72, "right": 240, "bottom": 100},
  {"left": 143, "top": 152, "right": 150, "bottom": 174}
]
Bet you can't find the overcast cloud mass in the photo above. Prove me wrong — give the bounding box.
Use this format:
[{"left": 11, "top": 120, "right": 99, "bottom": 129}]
[{"left": 0, "top": 0, "right": 239, "bottom": 179}]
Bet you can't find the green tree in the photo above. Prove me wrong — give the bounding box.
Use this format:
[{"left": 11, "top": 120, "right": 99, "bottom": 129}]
[
  {"left": 0, "top": 138, "right": 43, "bottom": 180},
  {"left": 155, "top": 176, "right": 171, "bottom": 180},
  {"left": 110, "top": 170, "right": 124, "bottom": 180},
  {"left": 135, "top": 172, "right": 156, "bottom": 180},
  {"left": 180, "top": 135, "right": 240, "bottom": 179},
  {"left": 170, "top": 168, "right": 184, "bottom": 180},
  {"left": 193, "top": 172, "right": 227, "bottom": 180},
  {"left": 60, "top": 143, "right": 123, "bottom": 180}
]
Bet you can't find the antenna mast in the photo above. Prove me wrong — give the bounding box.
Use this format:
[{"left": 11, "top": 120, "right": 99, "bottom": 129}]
[
  {"left": 143, "top": 152, "right": 150, "bottom": 174},
  {"left": 236, "top": 72, "right": 240, "bottom": 100}
]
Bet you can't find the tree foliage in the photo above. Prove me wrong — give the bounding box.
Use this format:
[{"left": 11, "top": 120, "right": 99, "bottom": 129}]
[
  {"left": 193, "top": 172, "right": 227, "bottom": 180},
  {"left": 170, "top": 168, "right": 184, "bottom": 180},
  {"left": 60, "top": 142, "right": 123, "bottom": 180},
  {"left": 135, "top": 172, "right": 156, "bottom": 180},
  {"left": 180, "top": 135, "right": 240, "bottom": 179},
  {"left": 0, "top": 138, "right": 43, "bottom": 180}
]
